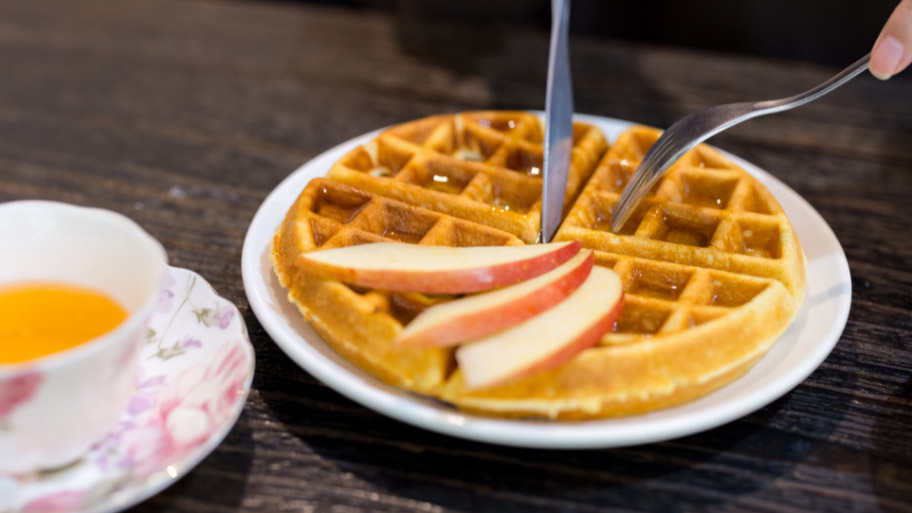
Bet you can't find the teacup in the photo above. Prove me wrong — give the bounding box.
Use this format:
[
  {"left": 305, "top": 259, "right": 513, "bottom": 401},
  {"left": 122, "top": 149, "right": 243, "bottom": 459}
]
[{"left": 0, "top": 201, "right": 166, "bottom": 474}]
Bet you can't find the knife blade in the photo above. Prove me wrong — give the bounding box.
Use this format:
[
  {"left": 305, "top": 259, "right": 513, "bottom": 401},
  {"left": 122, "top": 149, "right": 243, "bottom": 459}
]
[{"left": 541, "top": 0, "right": 573, "bottom": 243}]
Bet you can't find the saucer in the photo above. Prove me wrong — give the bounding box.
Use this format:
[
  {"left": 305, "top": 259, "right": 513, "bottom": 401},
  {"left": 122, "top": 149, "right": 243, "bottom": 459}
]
[
  {"left": 241, "top": 113, "right": 851, "bottom": 449},
  {"left": 1, "top": 266, "right": 255, "bottom": 513}
]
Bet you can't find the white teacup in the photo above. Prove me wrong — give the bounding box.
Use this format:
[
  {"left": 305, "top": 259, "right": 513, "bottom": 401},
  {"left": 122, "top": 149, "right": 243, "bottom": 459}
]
[{"left": 0, "top": 201, "right": 167, "bottom": 474}]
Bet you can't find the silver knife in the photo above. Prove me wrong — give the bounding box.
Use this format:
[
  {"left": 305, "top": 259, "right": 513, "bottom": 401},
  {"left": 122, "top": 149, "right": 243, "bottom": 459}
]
[{"left": 541, "top": 0, "right": 573, "bottom": 243}]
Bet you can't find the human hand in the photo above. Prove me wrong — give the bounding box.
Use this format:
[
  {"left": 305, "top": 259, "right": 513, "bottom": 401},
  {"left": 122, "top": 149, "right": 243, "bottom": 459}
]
[{"left": 871, "top": 0, "right": 912, "bottom": 79}]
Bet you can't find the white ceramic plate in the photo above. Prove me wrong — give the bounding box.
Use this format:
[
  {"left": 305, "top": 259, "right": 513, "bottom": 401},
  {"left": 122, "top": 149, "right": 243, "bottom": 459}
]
[
  {"left": 241, "top": 113, "right": 851, "bottom": 449},
  {"left": 1, "top": 266, "right": 256, "bottom": 512}
]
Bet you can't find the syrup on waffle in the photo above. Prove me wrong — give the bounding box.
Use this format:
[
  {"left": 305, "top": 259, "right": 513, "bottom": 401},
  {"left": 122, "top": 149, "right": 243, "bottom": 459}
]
[
  {"left": 272, "top": 114, "right": 806, "bottom": 419},
  {"left": 326, "top": 111, "right": 608, "bottom": 243}
]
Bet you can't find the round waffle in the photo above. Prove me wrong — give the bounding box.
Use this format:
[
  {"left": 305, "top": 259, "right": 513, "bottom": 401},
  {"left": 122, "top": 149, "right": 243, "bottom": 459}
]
[{"left": 272, "top": 113, "right": 806, "bottom": 419}]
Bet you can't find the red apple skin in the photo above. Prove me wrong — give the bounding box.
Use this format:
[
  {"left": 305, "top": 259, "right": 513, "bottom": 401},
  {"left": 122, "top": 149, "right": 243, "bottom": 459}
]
[
  {"left": 396, "top": 251, "right": 594, "bottom": 348},
  {"left": 296, "top": 240, "right": 582, "bottom": 294},
  {"left": 489, "top": 295, "right": 625, "bottom": 388}
]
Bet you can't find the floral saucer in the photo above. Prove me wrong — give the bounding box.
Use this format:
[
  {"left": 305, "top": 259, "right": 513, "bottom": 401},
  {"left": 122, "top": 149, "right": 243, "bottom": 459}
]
[{"left": 0, "top": 267, "right": 255, "bottom": 513}]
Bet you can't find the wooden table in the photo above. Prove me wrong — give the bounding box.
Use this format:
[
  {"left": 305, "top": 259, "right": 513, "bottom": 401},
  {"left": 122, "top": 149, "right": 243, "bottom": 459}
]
[{"left": 2, "top": 1, "right": 910, "bottom": 511}]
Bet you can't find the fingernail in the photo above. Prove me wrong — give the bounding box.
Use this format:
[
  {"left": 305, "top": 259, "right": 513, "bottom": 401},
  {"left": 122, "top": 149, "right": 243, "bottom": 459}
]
[{"left": 871, "top": 35, "right": 904, "bottom": 80}]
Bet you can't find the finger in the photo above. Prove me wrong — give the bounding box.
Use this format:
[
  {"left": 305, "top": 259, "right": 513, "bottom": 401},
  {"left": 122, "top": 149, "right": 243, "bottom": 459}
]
[{"left": 871, "top": 0, "right": 912, "bottom": 79}]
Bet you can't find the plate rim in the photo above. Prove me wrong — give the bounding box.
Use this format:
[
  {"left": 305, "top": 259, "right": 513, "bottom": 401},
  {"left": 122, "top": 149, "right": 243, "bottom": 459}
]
[{"left": 241, "top": 112, "right": 851, "bottom": 449}]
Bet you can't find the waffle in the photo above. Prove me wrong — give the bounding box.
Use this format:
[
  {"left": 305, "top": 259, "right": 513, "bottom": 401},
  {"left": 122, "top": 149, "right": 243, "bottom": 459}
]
[{"left": 272, "top": 113, "right": 806, "bottom": 419}]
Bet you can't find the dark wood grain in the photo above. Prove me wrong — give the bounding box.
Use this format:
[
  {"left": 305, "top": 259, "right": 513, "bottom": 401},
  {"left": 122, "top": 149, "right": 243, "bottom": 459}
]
[{"left": 1, "top": 1, "right": 910, "bottom": 512}]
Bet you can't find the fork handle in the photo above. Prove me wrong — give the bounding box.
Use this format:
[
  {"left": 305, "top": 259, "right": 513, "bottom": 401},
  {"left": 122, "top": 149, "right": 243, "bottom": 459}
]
[{"left": 753, "top": 53, "right": 871, "bottom": 114}]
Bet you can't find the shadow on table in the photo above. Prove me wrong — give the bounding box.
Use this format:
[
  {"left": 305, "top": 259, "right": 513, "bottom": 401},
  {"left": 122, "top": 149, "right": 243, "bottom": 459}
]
[
  {"left": 869, "top": 375, "right": 912, "bottom": 512},
  {"left": 130, "top": 410, "right": 256, "bottom": 512},
  {"left": 257, "top": 348, "right": 854, "bottom": 513}
]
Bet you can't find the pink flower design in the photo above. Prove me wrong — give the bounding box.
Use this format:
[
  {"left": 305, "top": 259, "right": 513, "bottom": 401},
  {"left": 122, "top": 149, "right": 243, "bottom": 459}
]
[
  {"left": 155, "top": 289, "right": 174, "bottom": 314},
  {"left": 0, "top": 372, "right": 42, "bottom": 418},
  {"left": 215, "top": 306, "right": 234, "bottom": 330},
  {"left": 91, "top": 420, "right": 138, "bottom": 471},
  {"left": 181, "top": 337, "right": 202, "bottom": 349},
  {"left": 121, "top": 344, "right": 247, "bottom": 476},
  {"left": 194, "top": 304, "right": 234, "bottom": 329},
  {"left": 154, "top": 272, "right": 177, "bottom": 314},
  {"left": 126, "top": 373, "right": 168, "bottom": 416},
  {"left": 91, "top": 370, "right": 170, "bottom": 470},
  {"left": 22, "top": 490, "right": 86, "bottom": 513}
]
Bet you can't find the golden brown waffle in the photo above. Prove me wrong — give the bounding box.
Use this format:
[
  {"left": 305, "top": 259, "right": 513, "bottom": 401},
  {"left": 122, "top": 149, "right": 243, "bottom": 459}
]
[
  {"left": 272, "top": 114, "right": 806, "bottom": 419},
  {"left": 438, "top": 126, "right": 806, "bottom": 418},
  {"left": 326, "top": 111, "right": 608, "bottom": 243}
]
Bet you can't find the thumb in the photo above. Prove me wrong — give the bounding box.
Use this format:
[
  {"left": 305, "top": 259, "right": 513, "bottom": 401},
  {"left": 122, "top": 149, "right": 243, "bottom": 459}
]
[{"left": 871, "top": 0, "right": 912, "bottom": 79}]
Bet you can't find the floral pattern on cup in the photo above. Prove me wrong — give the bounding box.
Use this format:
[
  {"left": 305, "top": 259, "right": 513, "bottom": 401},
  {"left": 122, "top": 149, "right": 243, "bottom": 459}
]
[
  {"left": 0, "top": 372, "right": 43, "bottom": 421},
  {"left": 2, "top": 267, "right": 254, "bottom": 513}
]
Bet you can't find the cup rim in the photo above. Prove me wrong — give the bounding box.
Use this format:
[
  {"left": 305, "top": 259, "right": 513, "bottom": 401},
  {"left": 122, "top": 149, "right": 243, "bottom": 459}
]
[{"left": 0, "top": 200, "right": 168, "bottom": 372}]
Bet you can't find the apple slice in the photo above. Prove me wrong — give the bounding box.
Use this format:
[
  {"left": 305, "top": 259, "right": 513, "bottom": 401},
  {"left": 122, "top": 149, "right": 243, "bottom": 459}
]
[
  {"left": 295, "top": 240, "right": 581, "bottom": 294},
  {"left": 456, "top": 266, "right": 625, "bottom": 390},
  {"left": 396, "top": 250, "right": 594, "bottom": 348}
]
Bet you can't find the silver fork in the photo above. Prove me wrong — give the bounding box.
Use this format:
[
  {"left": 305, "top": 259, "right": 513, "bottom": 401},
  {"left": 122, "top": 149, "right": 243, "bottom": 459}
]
[{"left": 610, "top": 53, "right": 871, "bottom": 233}]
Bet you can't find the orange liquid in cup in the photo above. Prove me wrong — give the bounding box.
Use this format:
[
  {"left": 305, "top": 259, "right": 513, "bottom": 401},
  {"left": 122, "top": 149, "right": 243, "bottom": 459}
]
[{"left": 0, "top": 283, "right": 128, "bottom": 364}]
